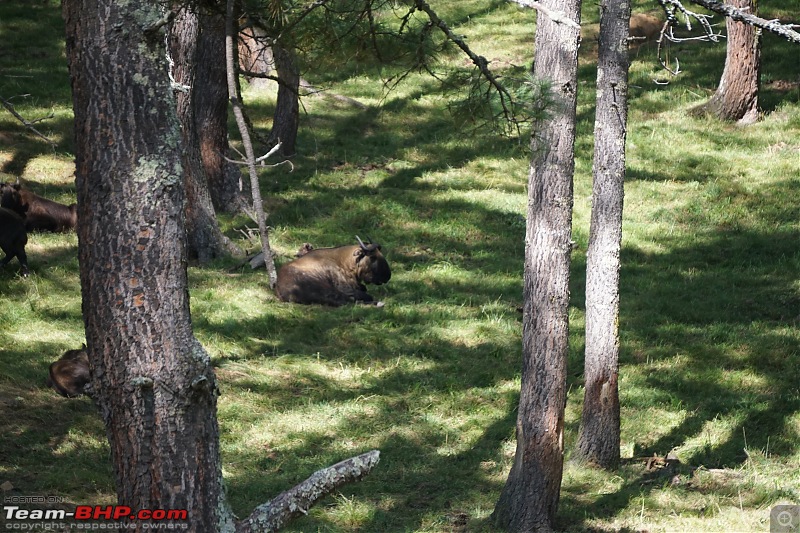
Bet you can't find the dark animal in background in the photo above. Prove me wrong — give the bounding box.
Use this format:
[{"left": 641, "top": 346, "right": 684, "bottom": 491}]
[
  {"left": 276, "top": 236, "right": 391, "bottom": 306},
  {"left": 46, "top": 347, "right": 90, "bottom": 398},
  {"left": 0, "top": 182, "right": 77, "bottom": 233},
  {"left": 0, "top": 207, "right": 29, "bottom": 277}
]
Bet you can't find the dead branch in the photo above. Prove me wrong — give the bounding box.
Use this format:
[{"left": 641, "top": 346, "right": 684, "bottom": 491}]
[
  {"left": 651, "top": 0, "right": 800, "bottom": 79},
  {"left": 236, "top": 450, "right": 381, "bottom": 533},
  {"left": 508, "top": 0, "right": 581, "bottom": 30},
  {"left": 678, "top": 0, "right": 800, "bottom": 43},
  {"left": 224, "top": 142, "right": 293, "bottom": 169},
  {"left": 225, "top": 0, "right": 279, "bottom": 288},
  {"left": 0, "top": 94, "right": 56, "bottom": 147}
]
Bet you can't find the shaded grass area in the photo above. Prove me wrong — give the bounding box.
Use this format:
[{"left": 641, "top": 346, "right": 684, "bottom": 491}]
[{"left": 1, "top": 0, "right": 800, "bottom": 531}]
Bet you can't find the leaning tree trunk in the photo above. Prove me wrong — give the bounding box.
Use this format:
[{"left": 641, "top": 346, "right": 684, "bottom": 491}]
[
  {"left": 170, "top": 5, "right": 242, "bottom": 262},
  {"left": 693, "top": 0, "right": 761, "bottom": 123},
  {"left": 63, "top": 0, "right": 232, "bottom": 529},
  {"left": 491, "top": 1, "right": 582, "bottom": 531},
  {"left": 196, "top": 2, "right": 249, "bottom": 213},
  {"left": 575, "top": 0, "right": 630, "bottom": 470}
]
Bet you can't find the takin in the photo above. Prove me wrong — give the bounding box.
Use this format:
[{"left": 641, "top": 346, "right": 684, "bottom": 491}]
[
  {"left": 0, "top": 181, "right": 77, "bottom": 233},
  {"left": 275, "top": 237, "right": 391, "bottom": 306},
  {"left": 46, "top": 347, "right": 90, "bottom": 398},
  {"left": 0, "top": 207, "right": 29, "bottom": 277}
]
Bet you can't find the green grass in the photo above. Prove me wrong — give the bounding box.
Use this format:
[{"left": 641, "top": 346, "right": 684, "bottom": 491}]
[{"left": 1, "top": 0, "right": 799, "bottom": 531}]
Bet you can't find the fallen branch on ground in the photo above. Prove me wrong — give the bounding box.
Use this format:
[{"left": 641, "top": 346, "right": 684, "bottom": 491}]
[{"left": 236, "top": 450, "right": 381, "bottom": 533}]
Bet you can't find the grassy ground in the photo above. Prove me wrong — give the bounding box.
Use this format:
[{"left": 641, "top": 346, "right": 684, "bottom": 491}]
[{"left": 1, "top": 0, "right": 799, "bottom": 531}]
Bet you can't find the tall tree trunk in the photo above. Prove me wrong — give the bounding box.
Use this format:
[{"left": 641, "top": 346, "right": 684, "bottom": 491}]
[
  {"left": 196, "top": 2, "right": 249, "bottom": 213},
  {"left": 170, "top": 5, "right": 242, "bottom": 262},
  {"left": 269, "top": 44, "right": 300, "bottom": 157},
  {"left": 575, "top": 0, "right": 630, "bottom": 470},
  {"left": 693, "top": 0, "right": 761, "bottom": 123},
  {"left": 491, "top": 3, "right": 582, "bottom": 531},
  {"left": 63, "top": 1, "right": 232, "bottom": 529}
]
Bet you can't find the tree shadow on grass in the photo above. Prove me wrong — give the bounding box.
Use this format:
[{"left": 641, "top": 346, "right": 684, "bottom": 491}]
[{"left": 558, "top": 207, "right": 799, "bottom": 530}]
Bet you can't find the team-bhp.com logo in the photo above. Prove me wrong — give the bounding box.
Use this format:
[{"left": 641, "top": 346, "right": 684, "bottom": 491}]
[{"left": 3, "top": 499, "right": 188, "bottom": 530}]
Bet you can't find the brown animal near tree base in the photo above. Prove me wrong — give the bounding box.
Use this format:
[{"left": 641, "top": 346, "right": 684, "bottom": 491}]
[
  {"left": 0, "top": 182, "right": 78, "bottom": 233},
  {"left": 0, "top": 207, "right": 29, "bottom": 277},
  {"left": 275, "top": 236, "right": 391, "bottom": 306},
  {"left": 46, "top": 347, "right": 90, "bottom": 397}
]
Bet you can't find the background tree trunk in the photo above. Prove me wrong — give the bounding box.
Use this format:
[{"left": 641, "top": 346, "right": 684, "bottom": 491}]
[
  {"left": 63, "top": 1, "right": 232, "bottom": 529},
  {"left": 575, "top": 0, "right": 630, "bottom": 470},
  {"left": 269, "top": 44, "right": 300, "bottom": 157},
  {"left": 170, "top": 5, "right": 242, "bottom": 262},
  {"left": 196, "top": 2, "right": 249, "bottom": 213},
  {"left": 491, "top": 2, "right": 582, "bottom": 531},
  {"left": 693, "top": 0, "right": 761, "bottom": 123}
]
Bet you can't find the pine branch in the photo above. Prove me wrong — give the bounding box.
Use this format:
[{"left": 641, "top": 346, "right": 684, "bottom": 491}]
[{"left": 413, "top": 0, "right": 517, "bottom": 128}]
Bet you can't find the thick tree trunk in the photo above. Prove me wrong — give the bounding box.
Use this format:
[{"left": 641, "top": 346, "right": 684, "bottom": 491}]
[
  {"left": 239, "top": 21, "right": 274, "bottom": 90},
  {"left": 170, "top": 6, "right": 242, "bottom": 262},
  {"left": 575, "top": 0, "right": 630, "bottom": 470},
  {"left": 196, "top": 3, "right": 249, "bottom": 213},
  {"left": 693, "top": 0, "right": 761, "bottom": 123},
  {"left": 63, "top": 1, "right": 232, "bottom": 529},
  {"left": 491, "top": 2, "right": 582, "bottom": 531}
]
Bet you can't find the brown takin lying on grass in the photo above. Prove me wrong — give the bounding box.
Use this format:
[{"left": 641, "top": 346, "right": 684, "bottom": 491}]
[{"left": 275, "top": 236, "right": 391, "bottom": 307}]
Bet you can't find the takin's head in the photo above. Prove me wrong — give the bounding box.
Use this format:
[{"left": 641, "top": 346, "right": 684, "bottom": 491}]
[
  {"left": 0, "top": 182, "right": 27, "bottom": 218},
  {"left": 353, "top": 236, "right": 391, "bottom": 286}
]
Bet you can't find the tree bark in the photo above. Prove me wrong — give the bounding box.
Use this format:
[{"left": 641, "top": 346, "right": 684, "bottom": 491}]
[
  {"left": 196, "top": 2, "right": 249, "bottom": 213},
  {"left": 63, "top": 0, "right": 233, "bottom": 529},
  {"left": 269, "top": 44, "right": 300, "bottom": 157},
  {"left": 693, "top": 0, "right": 761, "bottom": 123},
  {"left": 575, "top": 0, "right": 629, "bottom": 470},
  {"left": 491, "top": 1, "right": 582, "bottom": 531},
  {"left": 170, "top": 5, "right": 242, "bottom": 262}
]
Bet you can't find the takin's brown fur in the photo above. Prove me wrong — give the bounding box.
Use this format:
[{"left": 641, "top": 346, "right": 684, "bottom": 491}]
[
  {"left": 629, "top": 13, "right": 663, "bottom": 42},
  {"left": 0, "top": 207, "right": 29, "bottom": 277},
  {"left": 46, "top": 347, "right": 90, "bottom": 398},
  {"left": 275, "top": 237, "right": 391, "bottom": 306},
  {"left": 1, "top": 182, "right": 77, "bottom": 233}
]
